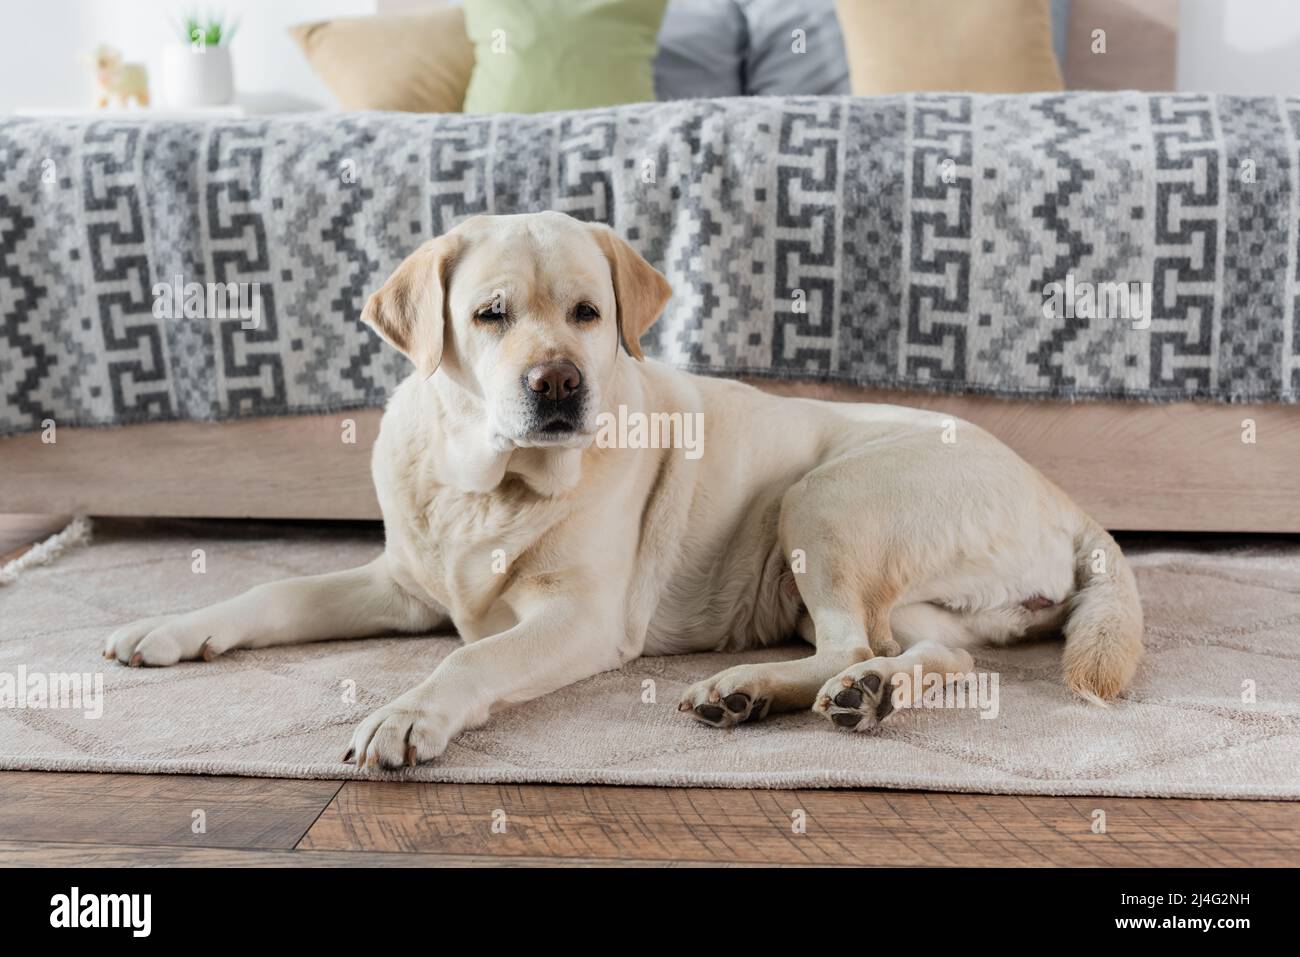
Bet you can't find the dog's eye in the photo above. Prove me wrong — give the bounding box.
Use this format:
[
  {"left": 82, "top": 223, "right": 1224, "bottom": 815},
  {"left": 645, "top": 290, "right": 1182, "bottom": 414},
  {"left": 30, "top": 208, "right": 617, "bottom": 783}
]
[
  {"left": 574, "top": 302, "right": 600, "bottom": 321},
  {"left": 474, "top": 305, "right": 506, "bottom": 322}
]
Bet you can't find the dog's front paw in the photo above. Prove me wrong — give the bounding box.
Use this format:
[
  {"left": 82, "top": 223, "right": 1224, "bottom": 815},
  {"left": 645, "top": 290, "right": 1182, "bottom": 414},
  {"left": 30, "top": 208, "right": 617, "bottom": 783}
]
[
  {"left": 104, "top": 614, "right": 220, "bottom": 667},
  {"left": 678, "top": 666, "right": 773, "bottom": 728},
  {"left": 345, "top": 695, "right": 458, "bottom": 770}
]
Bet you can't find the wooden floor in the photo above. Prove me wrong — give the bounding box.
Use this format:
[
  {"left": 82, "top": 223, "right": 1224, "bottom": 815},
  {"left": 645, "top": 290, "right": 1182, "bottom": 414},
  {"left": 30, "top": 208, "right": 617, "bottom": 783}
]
[
  {"left": 2, "top": 772, "right": 1298, "bottom": 867},
  {"left": 3, "top": 515, "right": 1299, "bottom": 867}
]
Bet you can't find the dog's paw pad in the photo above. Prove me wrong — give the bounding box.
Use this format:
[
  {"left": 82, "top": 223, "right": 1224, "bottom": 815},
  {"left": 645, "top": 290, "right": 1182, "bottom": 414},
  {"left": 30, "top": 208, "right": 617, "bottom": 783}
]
[
  {"left": 723, "top": 692, "right": 750, "bottom": 713},
  {"left": 814, "top": 667, "right": 894, "bottom": 733},
  {"left": 694, "top": 703, "right": 726, "bottom": 724},
  {"left": 683, "top": 688, "right": 771, "bottom": 728}
]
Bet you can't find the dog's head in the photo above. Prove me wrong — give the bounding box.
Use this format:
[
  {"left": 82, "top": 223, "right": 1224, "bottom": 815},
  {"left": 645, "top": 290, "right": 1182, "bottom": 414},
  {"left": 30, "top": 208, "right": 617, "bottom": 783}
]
[
  {"left": 362, "top": 211, "right": 672, "bottom": 450},
  {"left": 89, "top": 45, "right": 123, "bottom": 76}
]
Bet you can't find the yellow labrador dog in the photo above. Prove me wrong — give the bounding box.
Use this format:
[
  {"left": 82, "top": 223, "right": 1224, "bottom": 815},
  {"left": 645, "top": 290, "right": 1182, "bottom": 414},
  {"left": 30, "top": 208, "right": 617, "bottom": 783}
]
[{"left": 105, "top": 211, "right": 1144, "bottom": 767}]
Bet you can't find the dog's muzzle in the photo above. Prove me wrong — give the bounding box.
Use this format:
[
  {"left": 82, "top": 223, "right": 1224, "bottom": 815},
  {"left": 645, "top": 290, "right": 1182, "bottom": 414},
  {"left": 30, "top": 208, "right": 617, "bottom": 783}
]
[{"left": 522, "top": 359, "right": 585, "bottom": 437}]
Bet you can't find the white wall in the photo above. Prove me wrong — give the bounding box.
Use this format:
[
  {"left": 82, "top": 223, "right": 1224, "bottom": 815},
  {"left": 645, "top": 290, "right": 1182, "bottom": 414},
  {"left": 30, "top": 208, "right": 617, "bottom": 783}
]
[
  {"left": 0, "top": 0, "right": 375, "bottom": 113},
  {"left": 1178, "top": 0, "right": 1300, "bottom": 94}
]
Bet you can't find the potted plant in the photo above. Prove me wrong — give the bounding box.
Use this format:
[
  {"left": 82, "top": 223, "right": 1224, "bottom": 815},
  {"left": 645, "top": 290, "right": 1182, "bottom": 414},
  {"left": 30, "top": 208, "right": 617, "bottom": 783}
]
[{"left": 162, "top": 13, "right": 238, "bottom": 108}]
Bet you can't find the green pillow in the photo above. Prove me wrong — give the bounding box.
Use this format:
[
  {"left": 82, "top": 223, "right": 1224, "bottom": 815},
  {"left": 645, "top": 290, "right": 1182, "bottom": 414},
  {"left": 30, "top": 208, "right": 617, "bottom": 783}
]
[{"left": 463, "top": 0, "right": 668, "bottom": 113}]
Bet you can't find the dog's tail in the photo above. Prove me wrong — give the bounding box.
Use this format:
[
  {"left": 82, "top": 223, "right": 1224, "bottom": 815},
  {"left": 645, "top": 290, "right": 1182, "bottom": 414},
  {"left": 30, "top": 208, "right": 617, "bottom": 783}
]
[{"left": 1062, "top": 518, "right": 1144, "bottom": 703}]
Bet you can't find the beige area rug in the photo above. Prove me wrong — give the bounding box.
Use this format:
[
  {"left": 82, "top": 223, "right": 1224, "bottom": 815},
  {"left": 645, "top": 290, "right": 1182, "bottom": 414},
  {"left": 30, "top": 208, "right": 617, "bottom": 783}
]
[{"left": 2, "top": 519, "right": 1298, "bottom": 799}]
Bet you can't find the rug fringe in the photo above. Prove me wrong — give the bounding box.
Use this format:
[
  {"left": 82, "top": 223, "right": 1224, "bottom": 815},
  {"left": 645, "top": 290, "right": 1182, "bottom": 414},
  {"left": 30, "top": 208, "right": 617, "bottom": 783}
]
[{"left": 0, "top": 516, "right": 93, "bottom": 586}]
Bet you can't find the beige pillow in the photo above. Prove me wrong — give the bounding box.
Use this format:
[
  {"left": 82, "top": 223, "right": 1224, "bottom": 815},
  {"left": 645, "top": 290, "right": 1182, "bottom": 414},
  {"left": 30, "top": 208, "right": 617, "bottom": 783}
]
[
  {"left": 834, "top": 0, "right": 1064, "bottom": 94},
  {"left": 290, "top": 10, "right": 475, "bottom": 112}
]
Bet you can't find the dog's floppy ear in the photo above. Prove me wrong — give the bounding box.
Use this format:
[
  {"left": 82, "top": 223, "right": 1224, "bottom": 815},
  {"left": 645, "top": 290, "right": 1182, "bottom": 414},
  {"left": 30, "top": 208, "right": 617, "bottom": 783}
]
[
  {"left": 590, "top": 224, "right": 672, "bottom": 361},
  {"left": 361, "top": 233, "right": 461, "bottom": 377}
]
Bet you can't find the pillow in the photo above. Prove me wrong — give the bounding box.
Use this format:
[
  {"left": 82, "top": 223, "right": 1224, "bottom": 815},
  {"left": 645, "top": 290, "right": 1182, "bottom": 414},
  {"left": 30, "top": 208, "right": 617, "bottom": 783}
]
[
  {"left": 736, "top": 0, "right": 850, "bottom": 96},
  {"left": 290, "top": 9, "right": 475, "bottom": 112},
  {"left": 834, "top": 0, "right": 1064, "bottom": 94},
  {"left": 654, "top": 0, "right": 748, "bottom": 100},
  {"left": 463, "top": 0, "right": 669, "bottom": 113},
  {"left": 1050, "top": 0, "right": 1071, "bottom": 73}
]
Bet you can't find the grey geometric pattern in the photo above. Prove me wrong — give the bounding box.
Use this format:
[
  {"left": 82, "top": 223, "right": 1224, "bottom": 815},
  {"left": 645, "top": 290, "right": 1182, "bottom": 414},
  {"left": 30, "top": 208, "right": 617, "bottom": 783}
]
[
  {"left": 82, "top": 123, "right": 173, "bottom": 422},
  {"left": 1218, "top": 97, "right": 1290, "bottom": 397},
  {"left": 1149, "top": 95, "right": 1221, "bottom": 394},
  {"left": 1286, "top": 102, "right": 1300, "bottom": 399},
  {"left": 971, "top": 94, "right": 1148, "bottom": 393},
  {"left": 143, "top": 122, "right": 212, "bottom": 416},
  {"left": 839, "top": 98, "right": 905, "bottom": 381},
  {"left": 2, "top": 94, "right": 1298, "bottom": 436},
  {"left": 901, "top": 95, "right": 973, "bottom": 384}
]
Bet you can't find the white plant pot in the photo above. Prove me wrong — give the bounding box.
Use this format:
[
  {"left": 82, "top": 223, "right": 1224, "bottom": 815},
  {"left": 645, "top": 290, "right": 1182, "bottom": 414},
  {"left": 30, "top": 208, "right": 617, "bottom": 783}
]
[{"left": 162, "top": 43, "right": 234, "bottom": 108}]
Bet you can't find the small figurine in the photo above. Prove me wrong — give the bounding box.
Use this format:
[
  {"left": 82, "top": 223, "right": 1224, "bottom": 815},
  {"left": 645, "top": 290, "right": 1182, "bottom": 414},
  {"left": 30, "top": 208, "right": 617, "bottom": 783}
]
[{"left": 90, "top": 45, "right": 150, "bottom": 108}]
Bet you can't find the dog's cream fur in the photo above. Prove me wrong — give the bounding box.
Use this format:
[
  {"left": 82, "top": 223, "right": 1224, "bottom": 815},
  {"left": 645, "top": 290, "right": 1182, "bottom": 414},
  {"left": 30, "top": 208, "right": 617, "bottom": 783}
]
[{"left": 105, "top": 211, "right": 1144, "bottom": 766}]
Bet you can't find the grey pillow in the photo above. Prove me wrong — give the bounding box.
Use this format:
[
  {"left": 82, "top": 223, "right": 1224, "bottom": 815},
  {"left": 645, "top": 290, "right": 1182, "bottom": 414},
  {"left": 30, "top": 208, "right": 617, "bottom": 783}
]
[
  {"left": 654, "top": 0, "right": 749, "bottom": 100},
  {"left": 737, "top": 0, "right": 849, "bottom": 96},
  {"left": 1050, "top": 0, "right": 1071, "bottom": 73}
]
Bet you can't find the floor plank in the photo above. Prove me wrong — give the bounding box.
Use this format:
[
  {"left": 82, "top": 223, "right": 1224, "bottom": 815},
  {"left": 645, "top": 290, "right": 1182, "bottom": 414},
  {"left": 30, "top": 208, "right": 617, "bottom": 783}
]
[
  {"left": 0, "top": 772, "right": 341, "bottom": 850},
  {"left": 299, "top": 782, "right": 1300, "bottom": 867},
  {"left": 2, "top": 772, "right": 1295, "bottom": 866},
  {"left": 0, "top": 841, "right": 754, "bottom": 868}
]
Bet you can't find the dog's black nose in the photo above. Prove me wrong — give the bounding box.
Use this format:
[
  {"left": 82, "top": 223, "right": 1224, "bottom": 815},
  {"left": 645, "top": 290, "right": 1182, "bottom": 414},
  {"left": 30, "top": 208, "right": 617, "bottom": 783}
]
[{"left": 525, "top": 360, "right": 582, "bottom": 401}]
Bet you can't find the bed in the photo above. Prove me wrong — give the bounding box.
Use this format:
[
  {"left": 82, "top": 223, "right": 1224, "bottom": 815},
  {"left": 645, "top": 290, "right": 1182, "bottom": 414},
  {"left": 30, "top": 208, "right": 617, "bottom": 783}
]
[{"left": 2, "top": 93, "right": 1298, "bottom": 530}]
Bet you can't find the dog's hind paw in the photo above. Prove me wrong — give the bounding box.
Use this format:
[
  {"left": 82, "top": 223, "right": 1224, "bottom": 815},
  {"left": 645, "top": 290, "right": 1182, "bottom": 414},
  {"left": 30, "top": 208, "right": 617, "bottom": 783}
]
[
  {"left": 812, "top": 664, "right": 897, "bottom": 732},
  {"left": 813, "top": 646, "right": 975, "bottom": 732}
]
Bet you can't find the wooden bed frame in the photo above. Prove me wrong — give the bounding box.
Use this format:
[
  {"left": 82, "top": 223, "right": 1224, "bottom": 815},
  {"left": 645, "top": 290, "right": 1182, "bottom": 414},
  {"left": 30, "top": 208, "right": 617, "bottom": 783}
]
[{"left": 2, "top": 382, "right": 1297, "bottom": 532}]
